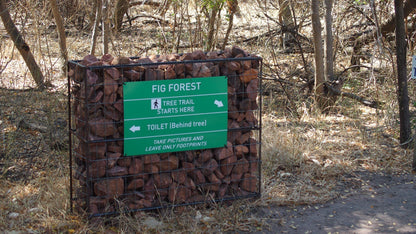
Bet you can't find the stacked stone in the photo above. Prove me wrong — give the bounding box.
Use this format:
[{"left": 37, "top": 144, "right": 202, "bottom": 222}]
[{"left": 68, "top": 46, "right": 261, "bottom": 215}]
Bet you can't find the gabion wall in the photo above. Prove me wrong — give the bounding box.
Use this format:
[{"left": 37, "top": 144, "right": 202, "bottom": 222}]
[{"left": 68, "top": 46, "right": 262, "bottom": 217}]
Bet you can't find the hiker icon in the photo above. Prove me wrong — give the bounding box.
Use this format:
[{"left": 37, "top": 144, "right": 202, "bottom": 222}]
[{"left": 151, "top": 98, "right": 162, "bottom": 110}]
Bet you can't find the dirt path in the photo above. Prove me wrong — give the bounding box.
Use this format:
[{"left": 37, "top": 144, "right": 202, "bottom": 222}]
[{"left": 250, "top": 172, "right": 416, "bottom": 233}]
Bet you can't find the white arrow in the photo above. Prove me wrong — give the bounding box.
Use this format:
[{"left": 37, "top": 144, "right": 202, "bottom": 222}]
[
  {"left": 129, "top": 125, "right": 141, "bottom": 133},
  {"left": 214, "top": 100, "right": 224, "bottom": 108}
]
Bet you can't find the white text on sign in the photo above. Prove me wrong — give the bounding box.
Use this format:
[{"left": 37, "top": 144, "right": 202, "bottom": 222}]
[
  {"left": 151, "top": 82, "right": 202, "bottom": 93},
  {"left": 146, "top": 120, "right": 207, "bottom": 131}
]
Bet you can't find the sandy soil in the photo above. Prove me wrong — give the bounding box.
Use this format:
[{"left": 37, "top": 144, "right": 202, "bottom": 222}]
[{"left": 247, "top": 171, "right": 416, "bottom": 233}]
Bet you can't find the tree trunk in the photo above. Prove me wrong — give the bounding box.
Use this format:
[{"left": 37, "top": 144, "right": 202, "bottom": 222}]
[
  {"left": 0, "top": 0, "right": 45, "bottom": 89},
  {"left": 222, "top": 0, "right": 238, "bottom": 50},
  {"left": 90, "top": 0, "right": 102, "bottom": 56},
  {"left": 324, "top": 0, "right": 334, "bottom": 80},
  {"left": 103, "top": 0, "right": 110, "bottom": 54},
  {"left": 113, "top": 0, "right": 130, "bottom": 33},
  {"left": 413, "top": 138, "right": 416, "bottom": 172},
  {"left": 278, "top": 0, "right": 294, "bottom": 49},
  {"left": 206, "top": 6, "right": 220, "bottom": 51},
  {"left": 395, "top": 0, "right": 412, "bottom": 148},
  {"left": 351, "top": 0, "right": 416, "bottom": 70},
  {"left": 311, "top": 0, "right": 326, "bottom": 111},
  {"left": 49, "top": 0, "right": 67, "bottom": 76}
]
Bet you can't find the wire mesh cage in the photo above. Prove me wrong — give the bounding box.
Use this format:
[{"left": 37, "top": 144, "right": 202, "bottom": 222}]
[{"left": 68, "top": 48, "right": 263, "bottom": 217}]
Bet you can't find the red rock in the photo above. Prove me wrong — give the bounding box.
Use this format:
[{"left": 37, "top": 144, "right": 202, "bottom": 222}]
[
  {"left": 167, "top": 54, "right": 178, "bottom": 61},
  {"left": 117, "top": 157, "right": 131, "bottom": 167},
  {"left": 214, "top": 168, "right": 225, "bottom": 179},
  {"left": 165, "top": 65, "right": 176, "bottom": 79},
  {"left": 142, "top": 199, "right": 153, "bottom": 207},
  {"left": 240, "top": 69, "right": 258, "bottom": 83},
  {"left": 247, "top": 79, "right": 258, "bottom": 100},
  {"left": 231, "top": 46, "right": 246, "bottom": 57},
  {"left": 143, "top": 154, "right": 160, "bottom": 164},
  {"left": 81, "top": 55, "right": 98, "bottom": 66},
  {"left": 103, "top": 107, "right": 120, "bottom": 121},
  {"left": 111, "top": 56, "right": 130, "bottom": 66},
  {"left": 188, "top": 194, "right": 206, "bottom": 203},
  {"left": 135, "top": 57, "right": 153, "bottom": 65},
  {"left": 94, "top": 178, "right": 124, "bottom": 198},
  {"left": 223, "top": 176, "right": 231, "bottom": 185},
  {"left": 231, "top": 172, "right": 243, "bottom": 182},
  {"left": 168, "top": 184, "right": 191, "bottom": 203},
  {"left": 105, "top": 67, "right": 120, "bottom": 80},
  {"left": 104, "top": 74, "right": 118, "bottom": 95},
  {"left": 245, "top": 111, "right": 258, "bottom": 126},
  {"left": 184, "top": 177, "right": 196, "bottom": 190},
  {"left": 191, "top": 50, "right": 206, "bottom": 60},
  {"left": 156, "top": 69, "right": 165, "bottom": 80},
  {"left": 220, "top": 155, "right": 237, "bottom": 176},
  {"left": 144, "top": 164, "right": 159, "bottom": 174},
  {"left": 202, "top": 159, "right": 218, "bottom": 176},
  {"left": 240, "top": 173, "right": 258, "bottom": 192},
  {"left": 127, "top": 179, "right": 145, "bottom": 190},
  {"left": 101, "top": 54, "right": 114, "bottom": 63},
  {"left": 199, "top": 150, "right": 213, "bottom": 163},
  {"left": 143, "top": 177, "right": 156, "bottom": 200},
  {"left": 108, "top": 142, "right": 122, "bottom": 153},
  {"left": 214, "top": 141, "right": 234, "bottom": 160},
  {"left": 107, "top": 166, "right": 128, "bottom": 177},
  {"left": 88, "top": 142, "right": 106, "bottom": 159},
  {"left": 235, "top": 145, "right": 249, "bottom": 156},
  {"left": 210, "top": 65, "right": 220, "bottom": 76},
  {"left": 191, "top": 63, "right": 202, "bottom": 77},
  {"left": 237, "top": 132, "right": 251, "bottom": 145},
  {"left": 107, "top": 152, "right": 121, "bottom": 168},
  {"left": 227, "top": 73, "right": 240, "bottom": 89},
  {"left": 89, "top": 196, "right": 106, "bottom": 214},
  {"left": 228, "top": 61, "right": 241, "bottom": 71},
  {"left": 159, "top": 156, "right": 179, "bottom": 171},
  {"left": 197, "top": 65, "right": 211, "bottom": 77},
  {"left": 204, "top": 183, "right": 220, "bottom": 192},
  {"left": 207, "top": 173, "right": 221, "bottom": 184},
  {"left": 175, "top": 63, "right": 185, "bottom": 75},
  {"left": 89, "top": 118, "right": 117, "bottom": 137},
  {"left": 247, "top": 156, "right": 259, "bottom": 173},
  {"left": 128, "top": 158, "right": 143, "bottom": 175},
  {"left": 90, "top": 91, "right": 103, "bottom": 103},
  {"left": 128, "top": 200, "right": 144, "bottom": 210},
  {"left": 237, "top": 112, "right": 245, "bottom": 122},
  {"left": 172, "top": 170, "right": 187, "bottom": 184},
  {"left": 180, "top": 53, "right": 193, "bottom": 61},
  {"left": 160, "top": 153, "right": 170, "bottom": 160},
  {"left": 233, "top": 158, "right": 250, "bottom": 175},
  {"left": 207, "top": 51, "right": 219, "bottom": 59},
  {"left": 114, "top": 100, "right": 123, "bottom": 112},
  {"left": 228, "top": 130, "right": 242, "bottom": 144},
  {"left": 88, "top": 160, "right": 106, "bottom": 178},
  {"left": 190, "top": 169, "right": 206, "bottom": 185},
  {"left": 239, "top": 98, "right": 253, "bottom": 111},
  {"left": 242, "top": 60, "right": 252, "bottom": 70},
  {"left": 184, "top": 151, "right": 196, "bottom": 161},
  {"left": 145, "top": 69, "right": 157, "bottom": 81},
  {"left": 248, "top": 138, "right": 258, "bottom": 156},
  {"left": 218, "top": 184, "right": 228, "bottom": 197},
  {"left": 182, "top": 162, "right": 195, "bottom": 171},
  {"left": 154, "top": 173, "right": 172, "bottom": 189},
  {"left": 124, "top": 70, "right": 142, "bottom": 81}
]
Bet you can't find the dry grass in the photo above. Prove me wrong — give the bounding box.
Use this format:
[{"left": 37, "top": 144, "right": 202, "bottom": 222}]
[{"left": 0, "top": 0, "right": 415, "bottom": 233}]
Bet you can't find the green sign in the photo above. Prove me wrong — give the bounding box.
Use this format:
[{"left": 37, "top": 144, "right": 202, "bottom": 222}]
[{"left": 123, "top": 76, "right": 228, "bottom": 156}]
